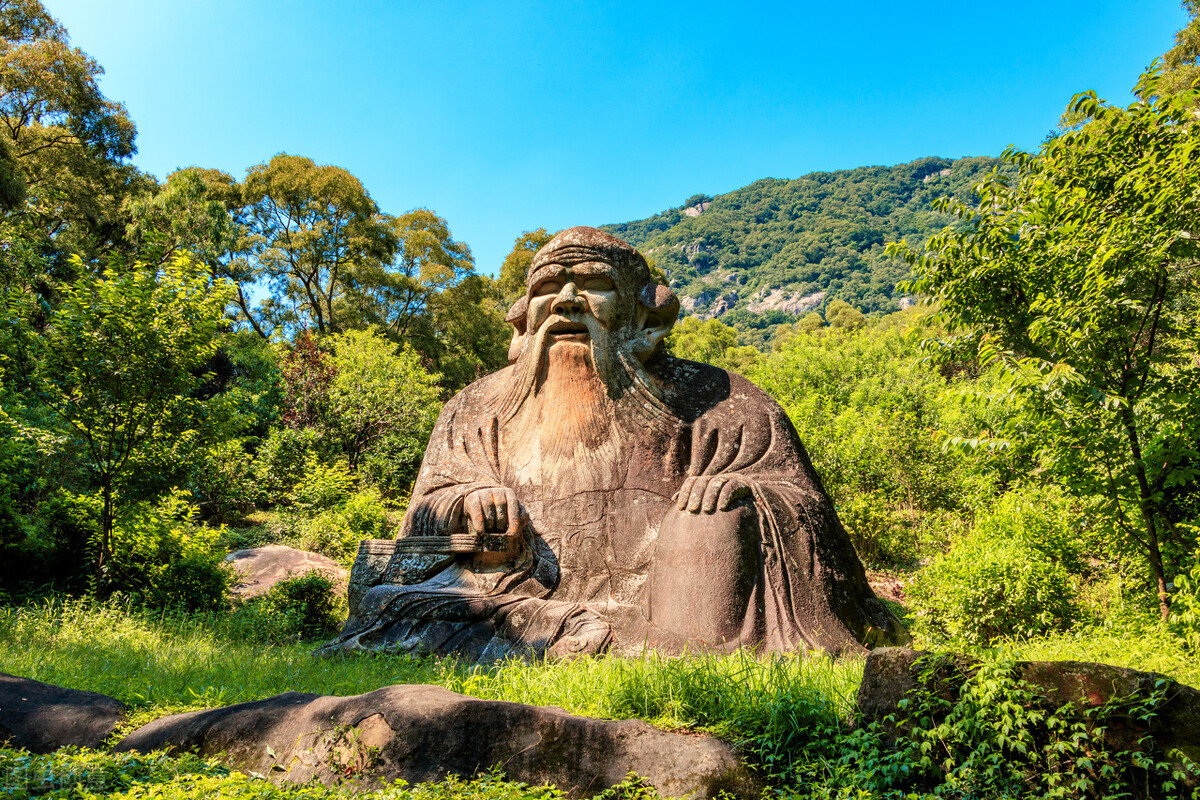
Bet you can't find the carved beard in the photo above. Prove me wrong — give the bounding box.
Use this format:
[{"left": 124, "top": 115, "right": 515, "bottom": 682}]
[{"left": 500, "top": 328, "right": 628, "bottom": 496}]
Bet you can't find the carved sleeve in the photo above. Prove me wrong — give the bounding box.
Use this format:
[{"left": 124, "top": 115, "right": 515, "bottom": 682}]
[{"left": 399, "top": 392, "right": 506, "bottom": 538}]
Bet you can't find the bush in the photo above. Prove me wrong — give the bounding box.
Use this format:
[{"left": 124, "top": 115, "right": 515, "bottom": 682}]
[
  {"left": 105, "top": 489, "right": 232, "bottom": 612},
  {"left": 189, "top": 439, "right": 257, "bottom": 523},
  {"left": 251, "top": 427, "right": 324, "bottom": 506},
  {"left": 837, "top": 490, "right": 909, "bottom": 566},
  {"left": 298, "top": 487, "right": 389, "bottom": 563},
  {"left": 908, "top": 486, "right": 1085, "bottom": 645},
  {"left": 0, "top": 489, "right": 96, "bottom": 597},
  {"left": 290, "top": 457, "right": 355, "bottom": 512},
  {"left": 227, "top": 571, "right": 345, "bottom": 643}
]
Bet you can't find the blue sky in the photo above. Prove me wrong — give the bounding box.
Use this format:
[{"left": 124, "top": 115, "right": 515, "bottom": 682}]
[{"left": 43, "top": 1, "right": 1189, "bottom": 274}]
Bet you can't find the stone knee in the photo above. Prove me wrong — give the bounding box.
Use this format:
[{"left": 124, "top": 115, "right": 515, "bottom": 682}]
[{"left": 647, "top": 503, "right": 759, "bottom": 645}]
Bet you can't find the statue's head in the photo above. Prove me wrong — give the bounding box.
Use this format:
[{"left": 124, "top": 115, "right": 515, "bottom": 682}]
[{"left": 504, "top": 227, "right": 679, "bottom": 365}]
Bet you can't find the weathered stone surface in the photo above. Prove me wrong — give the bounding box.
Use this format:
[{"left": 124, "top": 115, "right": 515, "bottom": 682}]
[
  {"left": 326, "top": 227, "right": 907, "bottom": 662},
  {"left": 0, "top": 673, "right": 126, "bottom": 753},
  {"left": 115, "top": 684, "right": 758, "bottom": 798},
  {"left": 227, "top": 545, "right": 348, "bottom": 599},
  {"left": 857, "top": 648, "right": 1200, "bottom": 763}
]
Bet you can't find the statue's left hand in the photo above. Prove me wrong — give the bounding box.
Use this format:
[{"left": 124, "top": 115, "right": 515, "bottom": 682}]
[{"left": 674, "top": 475, "right": 752, "bottom": 514}]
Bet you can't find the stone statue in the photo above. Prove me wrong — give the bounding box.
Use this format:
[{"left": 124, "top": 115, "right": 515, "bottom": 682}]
[{"left": 322, "top": 227, "right": 907, "bottom": 661}]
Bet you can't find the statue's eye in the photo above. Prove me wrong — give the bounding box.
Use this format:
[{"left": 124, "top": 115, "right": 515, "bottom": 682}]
[
  {"left": 533, "top": 280, "right": 563, "bottom": 296},
  {"left": 583, "top": 276, "right": 614, "bottom": 292}
]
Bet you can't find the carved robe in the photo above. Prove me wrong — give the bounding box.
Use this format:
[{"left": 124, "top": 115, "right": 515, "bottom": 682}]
[{"left": 323, "top": 351, "right": 904, "bottom": 661}]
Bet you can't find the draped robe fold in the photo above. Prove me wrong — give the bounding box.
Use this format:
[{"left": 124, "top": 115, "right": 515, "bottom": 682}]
[{"left": 322, "top": 355, "right": 904, "bottom": 659}]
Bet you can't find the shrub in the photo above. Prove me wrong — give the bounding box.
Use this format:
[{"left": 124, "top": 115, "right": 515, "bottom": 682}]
[
  {"left": 837, "top": 490, "right": 909, "bottom": 566},
  {"left": 105, "top": 489, "right": 232, "bottom": 612},
  {"left": 227, "top": 571, "right": 345, "bottom": 643},
  {"left": 908, "top": 486, "right": 1085, "bottom": 645},
  {"left": 189, "top": 439, "right": 257, "bottom": 523},
  {"left": 297, "top": 488, "right": 389, "bottom": 563},
  {"left": 1169, "top": 560, "right": 1200, "bottom": 654},
  {"left": 290, "top": 457, "right": 355, "bottom": 512},
  {"left": 251, "top": 427, "right": 324, "bottom": 506},
  {"left": 0, "top": 489, "right": 97, "bottom": 596}
]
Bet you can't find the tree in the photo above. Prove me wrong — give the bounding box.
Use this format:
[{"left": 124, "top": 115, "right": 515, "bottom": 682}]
[
  {"left": 893, "top": 70, "right": 1200, "bottom": 619},
  {"left": 1163, "top": 1, "right": 1200, "bottom": 97},
  {"left": 798, "top": 311, "right": 825, "bottom": 332},
  {"left": 341, "top": 208, "right": 509, "bottom": 389},
  {"left": 667, "top": 316, "right": 746, "bottom": 368},
  {"left": 825, "top": 299, "right": 866, "bottom": 329},
  {"left": 342, "top": 208, "right": 474, "bottom": 338},
  {"left": 498, "top": 227, "right": 553, "bottom": 304},
  {"left": 327, "top": 328, "right": 441, "bottom": 471},
  {"left": 32, "top": 256, "right": 230, "bottom": 583},
  {"left": 241, "top": 154, "right": 392, "bottom": 336},
  {"left": 126, "top": 167, "right": 241, "bottom": 267},
  {"left": 0, "top": 0, "right": 144, "bottom": 260}
]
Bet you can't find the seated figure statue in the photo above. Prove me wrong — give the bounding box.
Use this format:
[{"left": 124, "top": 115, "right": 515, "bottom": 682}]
[{"left": 322, "top": 227, "right": 907, "bottom": 661}]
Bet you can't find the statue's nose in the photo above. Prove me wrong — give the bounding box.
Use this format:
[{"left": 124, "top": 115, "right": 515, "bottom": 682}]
[{"left": 551, "top": 282, "right": 584, "bottom": 314}]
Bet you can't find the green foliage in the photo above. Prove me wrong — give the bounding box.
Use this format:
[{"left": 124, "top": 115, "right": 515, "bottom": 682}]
[
  {"left": 603, "top": 156, "right": 1005, "bottom": 319},
  {"left": 106, "top": 489, "right": 232, "bottom": 612},
  {"left": 0, "top": 0, "right": 144, "bottom": 261},
  {"left": 750, "top": 311, "right": 996, "bottom": 567},
  {"left": 298, "top": 487, "right": 389, "bottom": 563},
  {"left": 290, "top": 458, "right": 356, "bottom": 512},
  {"left": 791, "top": 656, "right": 1200, "bottom": 799},
  {"left": 189, "top": 439, "right": 257, "bottom": 524},
  {"left": 1168, "top": 559, "right": 1200, "bottom": 654},
  {"left": 345, "top": 209, "right": 510, "bottom": 390},
  {"left": 0, "top": 753, "right": 655, "bottom": 800},
  {"left": 908, "top": 487, "right": 1086, "bottom": 645},
  {"left": 272, "top": 329, "right": 441, "bottom": 500},
  {"left": 824, "top": 299, "right": 865, "bottom": 330},
  {"left": 498, "top": 228, "right": 555, "bottom": 304},
  {"left": 665, "top": 316, "right": 734, "bottom": 363},
  {"left": 894, "top": 69, "right": 1200, "bottom": 618},
  {"left": 228, "top": 571, "right": 346, "bottom": 643},
  {"left": 327, "top": 328, "right": 441, "bottom": 481},
  {"left": 0, "top": 747, "right": 228, "bottom": 799},
  {"left": 1162, "top": 1, "right": 1200, "bottom": 97},
  {"left": 241, "top": 153, "right": 390, "bottom": 335},
  {"left": 27, "top": 255, "right": 231, "bottom": 583},
  {"left": 252, "top": 428, "right": 326, "bottom": 507}
]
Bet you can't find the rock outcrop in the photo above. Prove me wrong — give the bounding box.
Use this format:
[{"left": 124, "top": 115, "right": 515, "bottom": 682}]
[
  {"left": 0, "top": 673, "right": 126, "bottom": 753},
  {"left": 857, "top": 648, "right": 1200, "bottom": 764},
  {"left": 116, "top": 684, "right": 758, "bottom": 798},
  {"left": 227, "top": 545, "right": 348, "bottom": 599}
]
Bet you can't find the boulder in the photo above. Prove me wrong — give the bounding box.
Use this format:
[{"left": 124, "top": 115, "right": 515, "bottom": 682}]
[
  {"left": 115, "top": 684, "right": 757, "bottom": 798},
  {"left": 227, "top": 545, "right": 348, "bottom": 599},
  {"left": 857, "top": 648, "right": 1200, "bottom": 763},
  {"left": 0, "top": 673, "right": 126, "bottom": 753}
]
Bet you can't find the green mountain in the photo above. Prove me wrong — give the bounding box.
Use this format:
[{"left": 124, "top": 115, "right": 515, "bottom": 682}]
[{"left": 601, "top": 155, "right": 1004, "bottom": 321}]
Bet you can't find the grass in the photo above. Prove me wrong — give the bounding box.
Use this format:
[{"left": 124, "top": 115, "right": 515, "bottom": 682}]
[
  {"left": 4, "top": 599, "right": 1199, "bottom": 799},
  {"left": 0, "top": 749, "right": 632, "bottom": 800},
  {"left": 981, "top": 622, "right": 1200, "bottom": 687},
  {"left": 0, "top": 598, "right": 862, "bottom": 746}
]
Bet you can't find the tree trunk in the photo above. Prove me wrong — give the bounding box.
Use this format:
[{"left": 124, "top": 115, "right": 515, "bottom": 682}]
[
  {"left": 1122, "top": 408, "right": 1169, "bottom": 620},
  {"left": 98, "top": 480, "right": 113, "bottom": 594}
]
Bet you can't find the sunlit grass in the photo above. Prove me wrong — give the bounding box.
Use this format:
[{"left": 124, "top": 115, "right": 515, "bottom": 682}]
[
  {"left": 0, "top": 598, "right": 862, "bottom": 748},
  {"left": 982, "top": 624, "right": 1200, "bottom": 687}
]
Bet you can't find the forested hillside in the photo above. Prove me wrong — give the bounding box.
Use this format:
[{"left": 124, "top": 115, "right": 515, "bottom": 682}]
[{"left": 601, "top": 156, "right": 1004, "bottom": 320}]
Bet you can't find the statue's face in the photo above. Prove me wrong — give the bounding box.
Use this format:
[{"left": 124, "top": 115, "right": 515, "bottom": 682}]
[{"left": 526, "top": 259, "right": 621, "bottom": 347}]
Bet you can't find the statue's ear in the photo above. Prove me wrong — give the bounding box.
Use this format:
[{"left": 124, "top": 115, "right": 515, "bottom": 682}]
[
  {"left": 635, "top": 284, "right": 679, "bottom": 358},
  {"left": 505, "top": 296, "right": 529, "bottom": 363}
]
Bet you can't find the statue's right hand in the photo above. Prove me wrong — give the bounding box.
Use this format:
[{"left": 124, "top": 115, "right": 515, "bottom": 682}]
[{"left": 462, "top": 487, "right": 523, "bottom": 535}]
